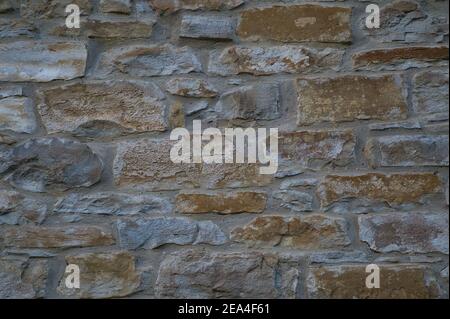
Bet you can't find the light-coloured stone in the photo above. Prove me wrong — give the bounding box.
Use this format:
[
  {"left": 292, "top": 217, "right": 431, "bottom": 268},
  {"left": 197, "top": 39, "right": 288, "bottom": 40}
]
[
  {"left": 149, "top": 0, "right": 244, "bottom": 13},
  {"left": 359, "top": 212, "right": 449, "bottom": 254},
  {"left": 99, "top": 0, "right": 131, "bottom": 14},
  {"left": 413, "top": 70, "right": 449, "bottom": 114},
  {"left": 318, "top": 173, "right": 442, "bottom": 207},
  {"left": 20, "top": 0, "right": 92, "bottom": 18},
  {"left": 208, "top": 45, "right": 344, "bottom": 76},
  {"left": 0, "top": 97, "right": 37, "bottom": 134},
  {"left": 165, "top": 78, "right": 217, "bottom": 97},
  {"left": 366, "top": 135, "right": 449, "bottom": 167},
  {"left": 273, "top": 190, "right": 314, "bottom": 212},
  {"left": 176, "top": 191, "right": 267, "bottom": 214},
  {"left": 1, "top": 225, "right": 114, "bottom": 248},
  {"left": 232, "top": 215, "right": 350, "bottom": 249},
  {"left": 297, "top": 75, "right": 407, "bottom": 125},
  {"left": 308, "top": 264, "right": 441, "bottom": 299},
  {"left": 95, "top": 44, "right": 202, "bottom": 78},
  {"left": 155, "top": 250, "right": 298, "bottom": 298},
  {"left": 0, "top": 40, "right": 87, "bottom": 82},
  {"left": 180, "top": 14, "right": 235, "bottom": 40},
  {"left": 0, "top": 187, "right": 47, "bottom": 225},
  {"left": 37, "top": 81, "right": 167, "bottom": 134},
  {"left": 0, "top": 18, "right": 35, "bottom": 38},
  {"left": 116, "top": 217, "right": 227, "bottom": 249},
  {"left": 58, "top": 251, "right": 140, "bottom": 299},
  {"left": 237, "top": 5, "right": 351, "bottom": 43}
]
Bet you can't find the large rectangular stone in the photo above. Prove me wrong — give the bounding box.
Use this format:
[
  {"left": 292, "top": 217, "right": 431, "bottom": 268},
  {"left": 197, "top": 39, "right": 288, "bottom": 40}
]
[
  {"left": 318, "top": 173, "right": 442, "bottom": 207},
  {"left": 0, "top": 40, "right": 87, "bottom": 82},
  {"left": 412, "top": 70, "right": 449, "bottom": 114},
  {"left": 359, "top": 213, "right": 448, "bottom": 254},
  {"left": 297, "top": 75, "right": 407, "bottom": 125},
  {"left": 180, "top": 14, "right": 235, "bottom": 40},
  {"left": 237, "top": 5, "right": 351, "bottom": 43}
]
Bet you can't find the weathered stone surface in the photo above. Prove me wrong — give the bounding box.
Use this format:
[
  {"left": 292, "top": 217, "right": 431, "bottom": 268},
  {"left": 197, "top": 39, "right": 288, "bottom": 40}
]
[
  {"left": 232, "top": 215, "right": 350, "bottom": 249},
  {"left": 0, "top": 85, "right": 22, "bottom": 98},
  {"left": 208, "top": 45, "right": 344, "bottom": 76},
  {"left": 149, "top": 0, "right": 244, "bottom": 13},
  {"left": 58, "top": 251, "right": 140, "bottom": 299},
  {"left": 273, "top": 190, "right": 314, "bottom": 212},
  {"left": 216, "top": 83, "right": 280, "bottom": 120},
  {"left": 297, "top": 75, "right": 407, "bottom": 125},
  {"left": 413, "top": 70, "right": 449, "bottom": 114},
  {"left": 0, "top": 187, "right": 47, "bottom": 225},
  {"left": 116, "top": 217, "right": 227, "bottom": 249},
  {"left": 0, "top": 257, "right": 48, "bottom": 299},
  {"left": 54, "top": 192, "right": 171, "bottom": 216},
  {"left": 165, "top": 78, "right": 217, "bottom": 97},
  {"left": 307, "top": 264, "right": 441, "bottom": 299},
  {"left": 279, "top": 130, "right": 355, "bottom": 167},
  {"left": 176, "top": 191, "right": 267, "bottom": 214},
  {"left": 1, "top": 137, "right": 103, "bottom": 192},
  {"left": 362, "top": 0, "right": 448, "bottom": 43},
  {"left": 113, "top": 138, "right": 200, "bottom": 190},
  {"left": 84, "top": 16, "right": 155, "bottom": 38},
  {"left": 202, "top": 163, "right": 273, "bottom": 189},
  {"left": 366, "top": 135, "right": 449, "bottom": 167},
  {"left": 155, "top": 250, "right": 297, "bottom": 298},
  {"left": 0, "top": 40, "right": 87, "bottom": 82},
  {"left": 99, "top": 0, "right": 131, "bottom": 14},
  {"left": 180, "top": 14, "right": 235, "bottom": 40},
  {"left": 37, "top": 82, "right": 167, "bottom": 134},
  {"left": 1, "top": 225, "right": 114, "bottom": 248},
  {"left": 318, "top": 173, "right": 442, "bottom": 207},
  {"left": 352, "top": 46, "right": 449, "bottom": 70},
  {"left": 20, "top": 0, "right": 92, "bottom": 18},
  {"left": 95, "top": 44, "right": 202, "bottom": 78},
  {"left": 238, "top": 5, "right": 351, "bottom": 43},
  {"left": 0, "top": 0, "right": 13, "bottom": 13},
  {"left": 0, "top": 18, "right": 35, "bottom": 38},
  {"left": 0, "top": 97, "right": 37, "bottom": 134},
  {"left": 359, "top": 212, "right": 449, "bottom": 254}
]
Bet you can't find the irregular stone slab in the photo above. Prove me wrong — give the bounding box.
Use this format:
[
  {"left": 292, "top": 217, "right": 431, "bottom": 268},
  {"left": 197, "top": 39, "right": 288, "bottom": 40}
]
[
  {"left": 208, "top": 45, "right": 344, "bottom": 76},
  {"left": 84, "top": 16, "right": 155, "bottom": 38},
  {"left": 0, "top": 18, "right": 35, "bottom": 38},
  {"left": 0, "top": 257, "right": 48, "bottom": 299},
  {"left": 149, "top": 0, "right": 244, "bottom": 13},
  {"left": 413, "top": 70, "right": 449, "bottom": 114},
  {"left": 231, "top": 215, "right": 350, "bottom": 249},
  {"left": 237, "top": 5, "right": 351, "bottom": 43},
  {"left": 155, "top": 250, "right": 298, "bottom": 298},
  {"left": 352, "top": 46, "right": 449, "bottom": 70},
  {"left": 0, "top": 85, "right": 22, "bottom": 98},
  {"left": 1, "top": 137, "right": 103, "bottom": 192},
  {"left": 359, "top": 212, "right": 449, "bottom": 254},
  {"left": 20, "top": 0, "right": 92, "bottom": 18},
  {"left": 307, "top": 264, "right": 441, "bottom": 299},
  {"left": 176, "top": 191, "right": 267, "bottom": 214},
  {"left": 113, "top": 138, "right": 201, "bottom": 190},
  {"left": 318, "top": 173, "right": 442, "bottom": 207},
  {"left": 54, "top": 192, "right": 171, "bottom": 216},
  {"left": 366, "top": 135, "right": 449, "bottom": 167},
  {"left": 273, "top": 190, "right": 314, "bottom": 212},
  {"left": 116, "top": 217, "right": 227, "bottom": 249},
  {"left": 37, "top": 81, "right": 167, "bottom": 134},
  {"left": 95, "top": 44, "right": 202, "bottom": 78},
  {"left": 58, "top": 251, "right": 140, "bottom": 299},
  {"left": 1, "top": 225, "right": 114, "bottom": 248},
  {"left": 202, "top": 163, "right": 273, "bottom": 189},
  {"left": 279, "top": 130, "right": 355, "bottom": 167},
  {"left": 165, "top": 78, "right": 217, "bottom": 97},
  {"left": 99, "top": 0, "right": 131, "bottom": 14},
  {"left": 0, "top": 97, "right": 37, "bottom": 134},
  {"left": 216, "top": 83, "right": 280, "bottom": 120},
  {"left": 297, "top": 75, "right": 407, "bottom": 125},
  {"left": 0, "top": 187, "right": 47, "bottom": 225},
  {"left": 0, "top": 40, "right": 87, "bottom": 82},
  {"left": 180, "top": 13, "right": 235, "bottom": 40}
]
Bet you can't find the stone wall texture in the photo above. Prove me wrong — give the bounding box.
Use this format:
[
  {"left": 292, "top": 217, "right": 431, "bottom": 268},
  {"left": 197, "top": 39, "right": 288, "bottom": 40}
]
[{"left": 0, "top": 0, "right": 449, "bottom": 299}]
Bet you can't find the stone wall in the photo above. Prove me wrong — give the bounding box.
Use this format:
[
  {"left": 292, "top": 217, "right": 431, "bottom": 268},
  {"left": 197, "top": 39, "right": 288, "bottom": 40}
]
[{"left": 0, "top": 0, "right": 449, "bottom": 299}]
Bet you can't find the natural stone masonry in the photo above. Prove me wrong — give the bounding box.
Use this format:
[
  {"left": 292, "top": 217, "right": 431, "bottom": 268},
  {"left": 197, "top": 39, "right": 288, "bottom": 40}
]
[
  {"left": 0, "top": 40, "right": 87, "bottom": 82},
  {"left": 297, "top": 75, "right": 408, "bottom": 125},
  {"left": 231, "top": 215, "right": 350, "bottom": 249},
  {"left": 307, "top": 265, "right": 441, "bottom": 299},
  {"left": 359, "top": 213, "right": 449, "bottom": 254},
  {"left": 237, "top": 5, "right": 352, "bottom": 43},
  {"left": 0, "top": 0, "right": 448, "bottom": 300}
]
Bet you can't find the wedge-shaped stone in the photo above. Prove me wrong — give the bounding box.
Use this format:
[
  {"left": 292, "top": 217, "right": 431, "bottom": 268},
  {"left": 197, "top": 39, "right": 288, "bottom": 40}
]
[{"left": 0, "top": 40, "right": 87, "bottom": 82}]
